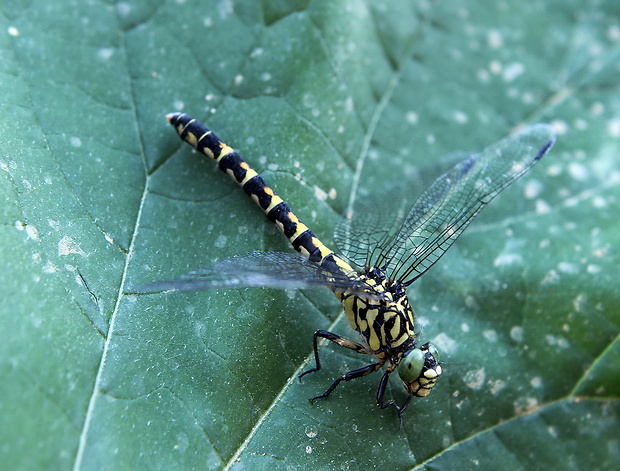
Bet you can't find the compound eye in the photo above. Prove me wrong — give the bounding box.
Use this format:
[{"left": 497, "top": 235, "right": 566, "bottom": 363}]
[
  {"left": 398, "top": 348, "right": 425, "bottom": 383},
  {"left": 427, "top": 343, "right": 440, "bottom": 363}
]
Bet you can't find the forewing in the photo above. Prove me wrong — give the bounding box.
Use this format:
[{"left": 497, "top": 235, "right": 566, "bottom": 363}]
[
  {"left": 334, "top": 186, "right": 413, "bottom": 268},
  {"left": 130, "top": 251, "right": 381, "bottom": 298},
  {"left": 360, "top": 124, "right": 556, "bottom": 284}
]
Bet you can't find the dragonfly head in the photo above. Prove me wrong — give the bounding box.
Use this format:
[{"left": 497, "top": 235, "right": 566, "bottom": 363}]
[{"left": 398, "top": 342, "right": 442, "bottom": 397}]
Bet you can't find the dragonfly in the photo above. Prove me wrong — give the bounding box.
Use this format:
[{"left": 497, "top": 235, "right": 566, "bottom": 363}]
[{"left": 136, "top": 112, "right": 556, "bottom": 422}]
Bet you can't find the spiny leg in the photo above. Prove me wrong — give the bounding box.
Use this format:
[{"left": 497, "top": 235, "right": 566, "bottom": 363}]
[
  {"left": 309, "top": 362, "right": 384, "bottom": 403},
  {"left": 299, "top": 329, "right": 373, "bottom": 379},
  {"left": 376, "top": 368, "right": 413, "bottom": 428},
  {"left": 299, "top": 330, "right": 383, "bottom": 401}
]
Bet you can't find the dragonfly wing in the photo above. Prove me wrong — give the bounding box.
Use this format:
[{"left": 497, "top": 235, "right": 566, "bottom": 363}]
[
  {"left": 130, "top": 251, "right": 380, "bottom": 298},
  {"left": 335, "top": 187, "right": 412, "bottom": 268},
  {"left": 369, "top": 124, "right": 556, "bottom": 284},
  {"left": 334, "top": 153, "right": 469, "bottom": 267}
]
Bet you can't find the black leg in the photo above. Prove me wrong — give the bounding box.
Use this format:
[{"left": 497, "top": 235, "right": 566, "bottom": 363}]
[
  {"left": 310, "top": 361, "right": 383, "bottom": 402},
  {"left": 376, "top": 369, "right": 412, "bottom": 429},
  {"left": 298, "top": 329, "right": 383, "bottom": 401},
  {"left": 299, "top": 329, "right": 371, "bottom": 380}
]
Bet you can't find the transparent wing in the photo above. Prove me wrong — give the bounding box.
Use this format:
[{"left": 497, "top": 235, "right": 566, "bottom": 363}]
[
  {"left": 338, "top": 124, "right": 556, "bottom": 285},
  {"left": 130, "top": 251, "right": 382, "bottom": 298},
  {"left": 335, "top": 185, "right": 413, "bottom": 268},
  {"left": 334, "top": 151, "right": 471, "bottom": 267}
]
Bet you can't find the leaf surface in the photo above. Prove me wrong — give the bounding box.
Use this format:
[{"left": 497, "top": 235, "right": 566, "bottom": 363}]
[{"left": 1, "top": 1, "right": 619, "bottom": 470}]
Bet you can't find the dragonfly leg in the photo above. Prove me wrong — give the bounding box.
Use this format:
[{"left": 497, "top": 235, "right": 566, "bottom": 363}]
[
  {"left": 299, "top": 329, "right": 382, "bottom": 401},
  {"left": 309, "top": 361, "right": 383, "bottom": 402},
  {"left": 376, "top": 368, "right": 413, "bottom": 429},
  {"left": 299, "top": 329, "right": 372, "bottom": 380}
]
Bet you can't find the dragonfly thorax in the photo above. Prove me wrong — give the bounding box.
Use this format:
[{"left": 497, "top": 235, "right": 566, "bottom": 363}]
[
  {"left": 342, "top": 266, "right": 416, "bottom": 353},
  {"left": 342, "top": 266, "right": 442, "bottom": 398}
]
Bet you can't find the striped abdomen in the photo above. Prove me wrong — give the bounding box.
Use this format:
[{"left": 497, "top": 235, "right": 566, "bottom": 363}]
[{"left": 166, "top": 113, "right": 355, "bottom": 282}]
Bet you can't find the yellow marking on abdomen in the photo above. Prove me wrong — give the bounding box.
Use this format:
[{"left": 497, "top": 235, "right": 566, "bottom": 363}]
[
  {"left": 287, "top": 214, "right": 309, "bottom": 241},
  {"left": 310, "top": 237, "right": 332, "bottom": 261},
  {"left": 239, "top": 163, "right": 259, "bottom": 185},
  {"left": 264, "top": 189, "right": 283, "bottom": 212},
  {"left": 215, "top": 145, "right": 235, "bottom": 162}
]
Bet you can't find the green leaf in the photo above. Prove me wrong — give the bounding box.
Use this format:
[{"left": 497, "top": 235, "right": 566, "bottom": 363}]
[{"left": 2, "top": 0, "right": 619, "bottom": 470}]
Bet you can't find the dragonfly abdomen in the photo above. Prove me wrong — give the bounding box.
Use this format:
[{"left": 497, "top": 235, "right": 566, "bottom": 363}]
[{"left": 166, "top": 112, "right": 355, "bottom": 278}]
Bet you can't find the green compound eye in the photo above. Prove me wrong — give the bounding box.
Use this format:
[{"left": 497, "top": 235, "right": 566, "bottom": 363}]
[{"left": 398, "top": 348, "right": 425, "bottom": 383}]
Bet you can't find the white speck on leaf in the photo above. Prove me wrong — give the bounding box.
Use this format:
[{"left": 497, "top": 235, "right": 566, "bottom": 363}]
[
  {"left": 116, "top": 2, "right": 131, "bottom": 16},
  {"left": 214, "top": 234, "right": 227, "bottom": 248},
  {"left": 545, "top": 334, "right": 569, "bottom": 349},
  {"left": 494, "top": 238, "right": 525, "bottom": 267},
  {"left": 546, "top": 163, "right": 562, "bottom": 177},
  {"left": 453, "top": 110, "right": 468, "bottom": 124},
  {"left": 608, "top": 118, "right": 620, "bottom": 137},
  {"left": 58, "top": 235, "right": 86, "bottom": 257},
  {"left": 557, "top": 261, "right": 579, "bottom": 274},
  {"left": 43, "top": 261, "right": 59, "bottom": 273},
  {"left": 173, "top": 432, "right": 189, "bottom": 453},
  {"left": 551, "top": 120, "right": 568, "bottom": 134},
  {"left": 313, "top": 186, "right": 327, "bottom": 201},
  {"left": 433, "top": 332, "right": 457, "bottom": 354},
  {"left": 535, "top": 199, "right": 551, "bottom": 214},
  {"left": 26, "top": 225, "right": 39, "bottom": 240},
  {"left": 464, "top": 368, "right": 485, "bottom": 390},
  {"left": 589, "top": 102, "right": 604, "bottom": 116},
  {"left": 406, "top": 111, "right": 418, "bottom": 124},
  {"left": 70, "top": 136, "right": 82, "bottom": 148},
  {"left": 568, "top": 162, "right": 589, "bottom": 181},
  {"left": 489, "top": 60, "right": 502, "bottom": 75},
  {"left": 510, "top": 326, "right": 523, "bottom": 342},
  {"left": 97, "top": 48, "right": 114, "bottom": 60},
  {"left": 483, "top": 329, "right": 498, "bottom": 342},
  {"left": 592, "top": 196, "right": 607, "bottom": 208},
  {"left": 494, "top": 252, "right": 523, "bottom": 267},
  {"left": 572, "top": 293, "right": 587, "bottom": 312},
  {"left": 524, "top": 179, "right": 543, "bottom": 199},
  {"left": 503, "top": 62, "right": 525, "bottom": 82},
  {"left": 489, "top": 379, "right": 506, "bottom": 396},
  {"left": 541, "top": 269, "right": 560, "bottom": 285},
  {"left": 487, "top": 29, "right": 503, "bottom": 48}
]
